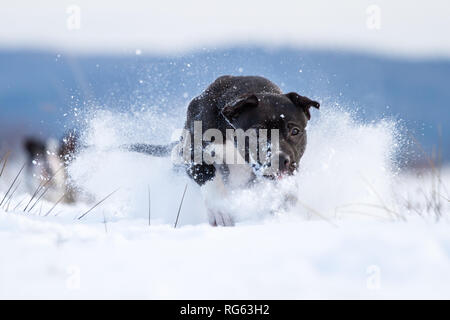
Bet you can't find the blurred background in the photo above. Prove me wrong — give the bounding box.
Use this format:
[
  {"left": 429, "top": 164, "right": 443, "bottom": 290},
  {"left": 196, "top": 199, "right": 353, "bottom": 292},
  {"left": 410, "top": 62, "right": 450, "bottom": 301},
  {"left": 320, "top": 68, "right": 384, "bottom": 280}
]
[{"left": 0, "top": 0, "right": 448, "bottom": 164}]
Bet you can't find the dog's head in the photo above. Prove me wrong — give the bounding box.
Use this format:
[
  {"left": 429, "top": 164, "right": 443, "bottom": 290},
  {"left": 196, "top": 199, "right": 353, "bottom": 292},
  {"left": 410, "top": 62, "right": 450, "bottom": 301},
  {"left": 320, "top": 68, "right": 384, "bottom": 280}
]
[{"left": 221, "top": 92, "right": 319, "bottom": 177}]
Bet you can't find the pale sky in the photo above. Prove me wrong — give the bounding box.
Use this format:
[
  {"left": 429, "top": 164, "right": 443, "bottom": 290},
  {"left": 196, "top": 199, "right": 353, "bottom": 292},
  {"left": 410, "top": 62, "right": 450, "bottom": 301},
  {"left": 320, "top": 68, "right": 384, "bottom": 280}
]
[{"left": 1, "top": 0, "right": 449, "bottom": 58}]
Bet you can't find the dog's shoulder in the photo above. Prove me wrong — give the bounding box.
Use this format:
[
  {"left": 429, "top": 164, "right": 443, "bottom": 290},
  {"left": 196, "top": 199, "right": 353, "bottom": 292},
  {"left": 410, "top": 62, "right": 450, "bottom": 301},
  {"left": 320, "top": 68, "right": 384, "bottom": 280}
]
[{"left": 184, "top": 75, "right": 234, "bottom": 131}]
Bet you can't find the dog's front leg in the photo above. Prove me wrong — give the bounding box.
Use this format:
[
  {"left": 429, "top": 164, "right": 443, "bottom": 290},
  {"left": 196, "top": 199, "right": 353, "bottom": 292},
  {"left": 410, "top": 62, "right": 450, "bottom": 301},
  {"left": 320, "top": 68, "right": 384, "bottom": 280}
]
[
  {"left": 202, "top": 173, "right": 235, "bottom": 227},
  {"left": 207, "top": 208, "right": 235, "bottom": 227}
]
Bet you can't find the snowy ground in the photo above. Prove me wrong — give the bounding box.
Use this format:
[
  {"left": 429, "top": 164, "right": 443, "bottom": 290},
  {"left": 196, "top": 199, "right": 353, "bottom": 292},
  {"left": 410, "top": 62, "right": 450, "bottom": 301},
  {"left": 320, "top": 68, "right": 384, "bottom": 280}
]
[
  {"left": 0, "top": 107, "right": 449, "bottom": 299},
  {"left": 1, "top": 214, "right": 450, "bottom": 299}
]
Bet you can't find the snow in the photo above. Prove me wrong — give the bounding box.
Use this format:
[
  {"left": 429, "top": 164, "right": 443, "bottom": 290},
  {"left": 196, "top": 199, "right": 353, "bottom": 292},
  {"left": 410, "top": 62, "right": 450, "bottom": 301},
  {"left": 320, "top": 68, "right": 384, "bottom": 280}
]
[
  {"left": 0, "top": 104, "right": 449, "bottom": 299},
  {"left": 1, "top": 0, "right": 449, "bottom": 300},
  {"left": 1, "top": 211, "right": 450, "bottom": 299}
]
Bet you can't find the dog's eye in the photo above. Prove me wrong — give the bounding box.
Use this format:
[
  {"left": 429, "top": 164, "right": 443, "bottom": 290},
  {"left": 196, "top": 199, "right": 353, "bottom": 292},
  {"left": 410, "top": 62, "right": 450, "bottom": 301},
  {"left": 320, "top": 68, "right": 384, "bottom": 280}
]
[{"left": 291, "top": 128, "right": 301, "bottom": 136}]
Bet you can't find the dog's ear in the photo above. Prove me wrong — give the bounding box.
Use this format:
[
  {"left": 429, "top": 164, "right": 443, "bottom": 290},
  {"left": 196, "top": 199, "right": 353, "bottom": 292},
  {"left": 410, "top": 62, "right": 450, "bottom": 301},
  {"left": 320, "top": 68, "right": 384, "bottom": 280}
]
[
  {"left": 285, "top": 92, "right": 320, "bottom": 120},
  {"left": 222, "top": 94, "right": 259, "bottom": 121}
]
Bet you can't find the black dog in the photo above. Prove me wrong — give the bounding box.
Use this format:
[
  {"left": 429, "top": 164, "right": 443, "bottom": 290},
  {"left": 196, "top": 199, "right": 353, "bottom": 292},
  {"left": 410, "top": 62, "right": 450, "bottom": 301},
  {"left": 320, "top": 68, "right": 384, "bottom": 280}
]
[{"left": 130, "top": 75, "right": 320, "bottom": 226}]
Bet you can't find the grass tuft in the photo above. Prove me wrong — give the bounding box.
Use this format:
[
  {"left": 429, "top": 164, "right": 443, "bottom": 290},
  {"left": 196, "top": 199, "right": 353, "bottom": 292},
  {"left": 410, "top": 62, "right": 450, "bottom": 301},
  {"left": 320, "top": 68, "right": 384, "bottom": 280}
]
[
  {"left": 0, "top": 151, "right": 11, "bottom": 179},
  {"left": 0, "top": 163, "right": 26, "bottom": 207},
  {"left": 44, "top": 193, "right": 66, "bottom": 217},
  {"left": 148, "top": 185, "right": 151, "bottom": 226}
]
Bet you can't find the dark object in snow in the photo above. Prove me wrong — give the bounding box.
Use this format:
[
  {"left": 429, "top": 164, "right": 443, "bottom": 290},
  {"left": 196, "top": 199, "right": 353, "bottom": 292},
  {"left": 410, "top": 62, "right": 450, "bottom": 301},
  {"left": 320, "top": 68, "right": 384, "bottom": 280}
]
[{"left": 23, "top": 130, "right": 80, "bottom": 204}]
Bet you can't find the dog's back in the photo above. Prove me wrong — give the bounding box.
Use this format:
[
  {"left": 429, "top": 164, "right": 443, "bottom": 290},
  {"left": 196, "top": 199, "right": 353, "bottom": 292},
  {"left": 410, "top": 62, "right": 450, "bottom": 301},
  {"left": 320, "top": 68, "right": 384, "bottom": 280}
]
[
  {"left": 185, "top": 76, "right": 282, "bottom": 132},
  {"left": 203, "top": 75, "right": 282, "bottom": 107}
]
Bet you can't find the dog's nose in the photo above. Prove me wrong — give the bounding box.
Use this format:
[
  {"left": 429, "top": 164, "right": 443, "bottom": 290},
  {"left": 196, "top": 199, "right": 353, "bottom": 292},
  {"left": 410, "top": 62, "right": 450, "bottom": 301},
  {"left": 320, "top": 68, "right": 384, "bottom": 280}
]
[{"left": 279, "top": 153, "right": 291, "bottom": 173}]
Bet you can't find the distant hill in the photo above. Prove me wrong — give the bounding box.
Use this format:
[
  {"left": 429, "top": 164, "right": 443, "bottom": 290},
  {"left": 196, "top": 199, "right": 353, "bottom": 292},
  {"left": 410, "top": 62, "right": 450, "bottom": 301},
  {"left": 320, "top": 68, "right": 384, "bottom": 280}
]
[{"left": 0, "top": 48, "right": 448, "bottom": 163}]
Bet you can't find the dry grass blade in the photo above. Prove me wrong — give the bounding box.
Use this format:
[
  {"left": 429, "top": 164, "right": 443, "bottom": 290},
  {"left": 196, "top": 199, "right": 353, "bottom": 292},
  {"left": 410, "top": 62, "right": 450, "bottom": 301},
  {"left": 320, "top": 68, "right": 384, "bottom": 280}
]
[
  {"left": 0, "top": 163, "right": 26, "bottom": 207},
  {"left": 3, "top": 180, "right": 21, "bottom": 211},
  {"left": 439, "top": 193, "right": 450, "bottom": 202},
  {"left": 359, "top": 174, "right": 404, "bottom": 221},
  {"left": 44, "top": 193, "right": 66, "bottom": 217},
  {"left": 27, "top": 167, "right": 67, "bottom": 213},
  {"left": 23, "top": 180, "right": 46, "bottom": 212},
  {"left": 23, "top": 179, "right": 46, "bottom": 212},
  {"left": 148, "top": 185, "right": 151, "bottom": 226},
  {"left": 410, "top": 133, "right": 448, "bottom": 194},
  {"left": 410, "top": 134, "right": 438, "bottom": 172},
  {"left": 27, "top": 185, "right": 51, "bottom": 213},
  {"left": 334, "top": 209, "right": 392, "bottom": 221},
  {"left": 13, "top": 197, "right": 26, "bottom": 211},
  {"left": 103, "top": 211, "right": 108, "bottom": 233},
  {"left": 174, "top": 184, "right": 188, "bottom": 228},
  {"left": 296, "top": 199, "right": 339, "bottom": 228},
  {"left": 5, "top": 196, "right": 12, "bottom": 212},
  {"left": 0, "top": 151, "right": 11, "bottom": 179},
  {"left": 24, "top": 166, "right": 64, "bottom": 212},
  {"left": 334, "top": 202, "right": 399, "bottom": 220},
  {"left": 408, "top": 132, "right": 448, "bottom": 220},
  {"left": 77, "top": 189, "right": 119, "bottom": 220}
]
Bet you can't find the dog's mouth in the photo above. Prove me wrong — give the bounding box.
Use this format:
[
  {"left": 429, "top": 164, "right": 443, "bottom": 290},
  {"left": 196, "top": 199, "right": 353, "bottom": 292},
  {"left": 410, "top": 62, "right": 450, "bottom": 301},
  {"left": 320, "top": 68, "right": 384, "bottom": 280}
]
[
  {"left": 256, "top": 159, "right": 297, "bottom": 180},
  {"left": 263, "top": 167, "right": 297, "bottom": 180},
  {"left": 263, "top": 174, "right": 290, "bottom": 181}
]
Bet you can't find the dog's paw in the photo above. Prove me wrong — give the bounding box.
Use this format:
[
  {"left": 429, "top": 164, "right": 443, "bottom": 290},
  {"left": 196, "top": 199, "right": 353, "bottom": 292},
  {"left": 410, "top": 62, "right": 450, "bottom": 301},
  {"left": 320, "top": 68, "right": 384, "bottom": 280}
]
[{"left": 208, "top": 209, "right": 235, "bottom": 227}]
